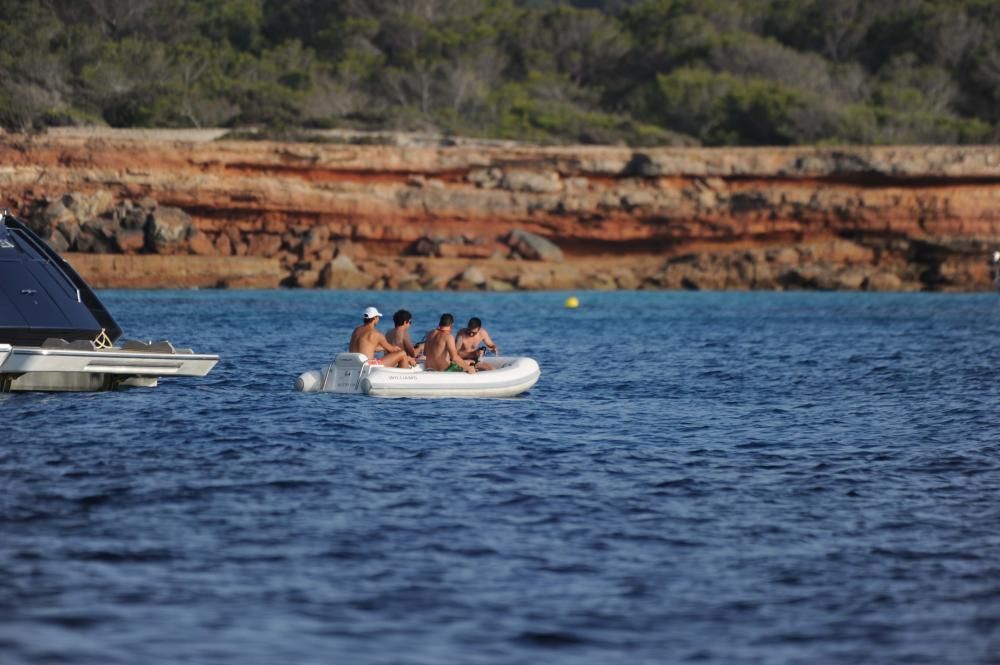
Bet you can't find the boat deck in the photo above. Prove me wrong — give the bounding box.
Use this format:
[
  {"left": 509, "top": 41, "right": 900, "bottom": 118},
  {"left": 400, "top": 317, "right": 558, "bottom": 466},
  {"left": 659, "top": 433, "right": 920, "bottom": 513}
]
[{"left": 0, "top": 343, "right": 218, "bottom": 392}]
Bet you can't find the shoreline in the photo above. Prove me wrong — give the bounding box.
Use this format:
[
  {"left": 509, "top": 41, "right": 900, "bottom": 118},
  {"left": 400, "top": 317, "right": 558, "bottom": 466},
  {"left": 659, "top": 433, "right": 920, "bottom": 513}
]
[{"left": 4, "top": 130, "right": 998, "bottom": 292}]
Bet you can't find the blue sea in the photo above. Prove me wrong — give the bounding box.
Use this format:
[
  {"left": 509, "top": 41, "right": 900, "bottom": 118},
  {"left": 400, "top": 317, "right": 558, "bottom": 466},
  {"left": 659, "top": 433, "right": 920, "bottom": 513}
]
[{"left": 2, "top": 290, "right": 1000, "bottom": 665}]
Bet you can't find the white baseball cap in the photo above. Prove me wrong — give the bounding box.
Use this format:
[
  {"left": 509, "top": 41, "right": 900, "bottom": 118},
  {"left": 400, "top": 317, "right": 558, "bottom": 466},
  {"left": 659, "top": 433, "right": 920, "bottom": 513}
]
[{"left": 363, "top": 306, "right": 383, "bottom": 320}]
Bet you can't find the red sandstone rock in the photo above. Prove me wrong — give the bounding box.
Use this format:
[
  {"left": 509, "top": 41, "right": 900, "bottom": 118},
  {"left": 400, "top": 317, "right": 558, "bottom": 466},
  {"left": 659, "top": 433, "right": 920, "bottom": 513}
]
[
  {"left": 301, "top": 227, "right": 330, "bottom": 256},
  {"left": 116, "top": 228, "right": 145, "bottom": 254},
  {"left": 247, "top": 233, "right": 283, "bottom": 257},
  {"left": 437, "top": 242, "right": 496, "bottom": 259},
  {"left": 319, "top": 263, "right": 375, "bottom": 289},
  {"left": 2, "top": 131, "right": 998, "bottom": 290},
  {"left": 187, "top": 230, "right": 216, "bottom": 256},
  {"left": 64, "top": 253, "right": 283, "bottom": 288},
  {"left": 295, "top": 269, "right": 321, "bottom": 288},
  {"left": 214, "top": 234, "right": 233, "bottom": 256}
]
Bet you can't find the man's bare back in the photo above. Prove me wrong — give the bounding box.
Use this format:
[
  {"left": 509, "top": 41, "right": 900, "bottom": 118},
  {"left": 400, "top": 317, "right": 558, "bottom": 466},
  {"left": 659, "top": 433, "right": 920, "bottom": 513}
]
[
  {"left": 349, "top": 308, "right": 413, "bottom": 368},
  {"left": 385, "top": 309, "right": 422, "bottom": 358},
  {"left": 424, "top": 314, "right": 475, "bottom": 373},
  {"left": 385, "top": 327, "right": 420, "bottom": 357},
  {"left": 348, "top": 325, "right": 387, "bottom": 358}
]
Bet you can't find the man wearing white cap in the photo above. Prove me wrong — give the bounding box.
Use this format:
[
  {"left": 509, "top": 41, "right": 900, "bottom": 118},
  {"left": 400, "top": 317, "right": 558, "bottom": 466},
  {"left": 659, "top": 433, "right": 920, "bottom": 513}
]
[{"left": 349, "top": 306, "right": 415, "bottom": 368}]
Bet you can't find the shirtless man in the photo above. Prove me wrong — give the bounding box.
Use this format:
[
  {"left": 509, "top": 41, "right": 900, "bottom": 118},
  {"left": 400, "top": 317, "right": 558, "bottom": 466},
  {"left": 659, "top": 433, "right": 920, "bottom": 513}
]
[
  {"left": 385, "top": 309, "right": 423, "bottom": 359},
  {"left": 455, "top": 317, "right": 499, "bottom": 370},
  {"left": 423, "top": 313, "right": 475, "bottom": 373},
  {"left": 348, "top": 306, "right": 415, "bottom": 368}
]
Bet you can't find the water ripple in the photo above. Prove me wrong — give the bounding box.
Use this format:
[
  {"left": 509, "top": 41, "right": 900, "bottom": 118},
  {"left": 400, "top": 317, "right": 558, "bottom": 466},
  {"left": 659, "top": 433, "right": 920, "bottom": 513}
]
[{"left": 3, "top": 291, "right": 1000, "bottom": 665}]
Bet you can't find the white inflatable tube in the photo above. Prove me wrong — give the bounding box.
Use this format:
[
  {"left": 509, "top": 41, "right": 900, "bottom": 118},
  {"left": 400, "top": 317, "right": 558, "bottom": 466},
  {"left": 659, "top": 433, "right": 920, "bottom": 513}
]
[{"left": 296, "top": 353, "right": 540, "bottom": 398}]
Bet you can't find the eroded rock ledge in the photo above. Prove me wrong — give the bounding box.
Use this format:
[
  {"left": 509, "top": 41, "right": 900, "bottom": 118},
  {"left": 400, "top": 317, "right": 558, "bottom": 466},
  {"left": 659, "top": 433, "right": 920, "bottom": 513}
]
[{"left": 1, "top": 131, "right": 998, "bottom": 290}]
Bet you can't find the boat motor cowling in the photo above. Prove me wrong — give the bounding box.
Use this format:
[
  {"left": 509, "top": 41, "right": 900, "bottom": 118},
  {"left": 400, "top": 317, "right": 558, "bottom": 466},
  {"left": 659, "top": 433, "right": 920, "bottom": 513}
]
[{"left": 295, "top": 370, "right": 323, "bottom": 393}]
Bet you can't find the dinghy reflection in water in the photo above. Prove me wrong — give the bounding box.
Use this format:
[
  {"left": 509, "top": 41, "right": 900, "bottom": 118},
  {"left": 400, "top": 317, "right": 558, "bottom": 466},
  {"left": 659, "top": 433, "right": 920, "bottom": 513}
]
[{"left": 0, "top": 210, "right": 218, "bottom": 392}]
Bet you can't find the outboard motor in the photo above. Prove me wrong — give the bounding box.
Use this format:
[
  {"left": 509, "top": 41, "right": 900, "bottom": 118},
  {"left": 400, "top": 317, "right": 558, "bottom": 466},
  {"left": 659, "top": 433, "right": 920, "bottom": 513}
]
[
  {"left": 294, "top": 369, "right": 324, "bottom": 393},
  {"left": 295, "top": 353, "right": 370, "bottom": 393}
]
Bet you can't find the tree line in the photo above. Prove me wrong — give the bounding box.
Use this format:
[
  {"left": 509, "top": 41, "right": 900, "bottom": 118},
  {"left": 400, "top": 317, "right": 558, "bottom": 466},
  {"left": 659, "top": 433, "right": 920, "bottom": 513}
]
[{"left": 1, "top": 0, "right": 997, "bottom": 145}]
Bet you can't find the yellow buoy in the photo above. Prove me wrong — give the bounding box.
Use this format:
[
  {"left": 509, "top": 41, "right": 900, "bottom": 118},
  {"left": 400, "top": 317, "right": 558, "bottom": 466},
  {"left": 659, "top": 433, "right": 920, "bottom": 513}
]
[{"left": 564, "top": 296, "right": 580, "bottom": 309}]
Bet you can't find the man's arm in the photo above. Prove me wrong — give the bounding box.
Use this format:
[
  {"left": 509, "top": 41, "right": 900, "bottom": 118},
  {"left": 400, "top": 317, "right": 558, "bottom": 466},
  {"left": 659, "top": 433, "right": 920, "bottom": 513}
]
[
  {"left": 446, "top": 336, "right": 476, "bottom": 373},
  {"left": 375, "top": 331, "right": 403, "bottom": 354},
  {"left": 403, "top": 332, "right": 421, "bottom": 357},
  {"left": 481, "top": 328, "right": 499, "bottom": 354}
]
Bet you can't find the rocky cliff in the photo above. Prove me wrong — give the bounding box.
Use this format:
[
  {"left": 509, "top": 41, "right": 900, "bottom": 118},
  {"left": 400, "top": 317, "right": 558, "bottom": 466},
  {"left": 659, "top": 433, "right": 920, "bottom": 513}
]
[{"left": 2, "top": 130, "right": 998, "bottom": 291}]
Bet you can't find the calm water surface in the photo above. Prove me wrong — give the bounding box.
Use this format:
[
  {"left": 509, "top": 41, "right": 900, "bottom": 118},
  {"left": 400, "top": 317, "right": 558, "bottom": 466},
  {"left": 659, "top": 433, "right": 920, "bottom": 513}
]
[{"left": 2, "top": 290, "right": 1000, "bottom": 664}]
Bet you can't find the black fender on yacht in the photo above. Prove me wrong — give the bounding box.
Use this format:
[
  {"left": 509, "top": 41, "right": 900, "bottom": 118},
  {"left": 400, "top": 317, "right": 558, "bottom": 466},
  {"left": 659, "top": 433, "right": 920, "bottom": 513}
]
[{"left": 0, "top": 210, "right": 123, "bottom": 346}]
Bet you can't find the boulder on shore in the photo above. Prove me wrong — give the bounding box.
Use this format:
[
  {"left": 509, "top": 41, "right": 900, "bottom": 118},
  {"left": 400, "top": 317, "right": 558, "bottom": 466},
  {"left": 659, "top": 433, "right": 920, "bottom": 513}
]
[{"left": 506, "top": 229, "right": 564, "bottom": 262}]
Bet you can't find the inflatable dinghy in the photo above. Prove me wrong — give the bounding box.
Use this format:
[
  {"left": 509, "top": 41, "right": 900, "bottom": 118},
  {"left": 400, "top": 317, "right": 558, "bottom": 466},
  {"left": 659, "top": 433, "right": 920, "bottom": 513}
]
[{"left": 296, "top": 353, "right": 540, "bottom": 398}]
